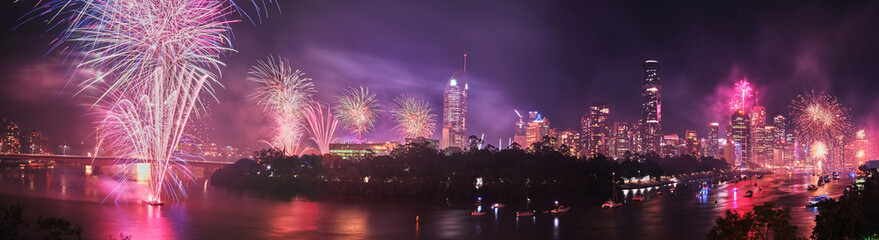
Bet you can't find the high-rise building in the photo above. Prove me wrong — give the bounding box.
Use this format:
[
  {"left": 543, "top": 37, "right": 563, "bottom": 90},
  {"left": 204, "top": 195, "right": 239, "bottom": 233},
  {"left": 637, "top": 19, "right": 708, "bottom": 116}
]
[
  {"left": 730, "top": 110, "right": 752, "bottom": 167},
  {"left": 611, "top": 122, "right": 634, "bottom": 159},
  {"left": 580, "top": 114, "right": 588, "bottom": 157},
  {"left": 750, "top": 105, "right": 766, "bottom": 162},
  {"left": 633, "top": 120, "right": 644, "bottom": 154},
  {"left": 586, "top": 102, "right": 610, "bottom": 157},
  {"left": 685, "top": 130, "right": 699, "bottom": 156},
  {"left": 707, "top": 123, "right": 720, "bottom": 157},
  {"left": 556, "top": 129, "right": 580, "bottom": 156},
  {"left": 525, "top": 114, "right": 550, "bottom": 149},
  {"left": 640, "top": 60, "right": 662, "bottom": 154},
  {"left": 0, "top": 117, "right": 21, "bottom": 153},
  {"left": 660, "top": 134, "right": 681, "bottom": 157},
  {"left": 773, "top": 115, "right": 786, "bottom": 143},
  {"left": 754, "top": 126, "right": 775, "bottom": 166},
  {"left": 441, "top": 55, "right": 468, "bottom": 150}
]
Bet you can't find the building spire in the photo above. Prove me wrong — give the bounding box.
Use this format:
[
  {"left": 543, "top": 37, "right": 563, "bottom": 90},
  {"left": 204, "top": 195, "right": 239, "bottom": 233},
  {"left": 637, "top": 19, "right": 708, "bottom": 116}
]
[{"left": 463, "top": 53, "right": 467, "bottom": 72}]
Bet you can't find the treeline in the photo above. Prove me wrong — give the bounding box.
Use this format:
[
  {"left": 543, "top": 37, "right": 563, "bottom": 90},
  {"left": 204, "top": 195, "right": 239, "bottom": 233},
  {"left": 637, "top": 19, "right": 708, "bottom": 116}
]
[{"left": 211, "top": 136, "right": 730, "bottom": 202}]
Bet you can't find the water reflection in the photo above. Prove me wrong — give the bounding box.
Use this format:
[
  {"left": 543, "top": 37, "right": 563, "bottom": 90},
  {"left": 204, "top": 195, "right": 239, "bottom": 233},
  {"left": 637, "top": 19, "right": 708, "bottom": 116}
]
[{"left": 0, "top": 167, "right": 858, "bottom": 239}]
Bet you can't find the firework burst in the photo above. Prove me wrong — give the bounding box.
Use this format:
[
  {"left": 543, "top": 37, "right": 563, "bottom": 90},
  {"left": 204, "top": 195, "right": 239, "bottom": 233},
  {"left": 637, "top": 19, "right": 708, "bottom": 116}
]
[
  {"left": 729, "top": 79, "right": 753, "bottom": 112},
  {"left": 304, "top": 103, "right": 339, "bottom": 155},
  {"left": 790, "top": 91, "right": 852, "bottom": 142},
  {"left": 335, "top": 87, "right": 382, "bottom": 140},
  {"left": 25, "top": 0, "right": 274, "bottom": 203},
  {"left": 248, "top": 56, "right": 316, "bottom": 154},
  {"left": 390, "top": 94, "right": 436, "bottom": 139}
]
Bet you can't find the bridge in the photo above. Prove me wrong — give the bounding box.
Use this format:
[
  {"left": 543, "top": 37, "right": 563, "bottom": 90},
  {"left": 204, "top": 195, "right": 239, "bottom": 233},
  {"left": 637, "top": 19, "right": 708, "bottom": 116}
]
[{"left": 0, "top": 153, "right": 231, "bottom": 174}]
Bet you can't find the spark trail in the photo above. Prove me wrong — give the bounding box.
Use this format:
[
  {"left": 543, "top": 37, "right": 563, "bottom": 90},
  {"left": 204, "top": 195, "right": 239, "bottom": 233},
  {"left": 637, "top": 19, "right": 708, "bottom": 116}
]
[
  {"left": 335, "top": 86, "right": 382, "bottom": 140},
  {"left": 390, "top": 94, "right": 436, "bottom": 139}
]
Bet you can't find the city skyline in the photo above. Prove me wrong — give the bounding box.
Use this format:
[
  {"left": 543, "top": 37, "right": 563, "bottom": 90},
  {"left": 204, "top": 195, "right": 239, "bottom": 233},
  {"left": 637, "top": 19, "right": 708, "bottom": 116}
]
[{"left": 2, "top": 1, "right": 879, "bottom": 151}]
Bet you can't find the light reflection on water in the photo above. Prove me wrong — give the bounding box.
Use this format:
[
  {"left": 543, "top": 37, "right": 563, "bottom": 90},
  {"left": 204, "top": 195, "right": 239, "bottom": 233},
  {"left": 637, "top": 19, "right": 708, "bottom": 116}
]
[{"left": 0, "top": 166, "right": 857, "bottom": 239}]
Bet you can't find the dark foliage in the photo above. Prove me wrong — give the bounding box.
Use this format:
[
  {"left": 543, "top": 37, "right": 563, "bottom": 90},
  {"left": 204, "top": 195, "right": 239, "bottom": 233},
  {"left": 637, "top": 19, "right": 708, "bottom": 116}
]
[
  {"left": 706, "top": 202, "right": 801, "bottom": 240},
  {"left": 811, "top": 167, "right": 879, "bottom": 240},
  {"left": 211, "top": 136, "right": 731, "bottom": 202}
]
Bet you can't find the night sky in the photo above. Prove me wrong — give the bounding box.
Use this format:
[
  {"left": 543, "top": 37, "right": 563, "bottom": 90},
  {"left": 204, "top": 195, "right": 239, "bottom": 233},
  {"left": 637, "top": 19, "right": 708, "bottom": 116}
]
[{"left": 2, "top": 0, "right": 879, "bottom": 150}]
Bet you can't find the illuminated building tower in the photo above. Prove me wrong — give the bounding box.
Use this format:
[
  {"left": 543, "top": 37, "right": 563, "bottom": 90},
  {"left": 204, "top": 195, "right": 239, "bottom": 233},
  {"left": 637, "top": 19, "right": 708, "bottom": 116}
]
[
  {"left": 640, "top": 60, "right": 662, "bottom": 154},
  {"left": 441, "top": 54, "right": 468, "bottom": 150},
  {"left": 754, "top": 126, "right": 776, "bottom": 166},
  {"left": 730, "top": 110, "right": 752, "bottom": 167},
  {"left": 525, "top": 114, "right": 550, "bottom": 149},
  {"left": 556, "top": 129, "right": 580, "bottom": 156},
  {"left": 685, "top": 130, "right": 699, "bottom": 156},
  {"left": 580, "top": 114, "right": 588, "bottom": 157},
  {"left": 633, "top": 120, "right": 644, "bottom": 153},
  {"left": 773, "top": 115, "right": 786, "bottom": 143},
  {"left": 611, "top": 122, "right": 634, "bottom": 160},
  {"left": 660, "top": 134, "right": 681, "bottom": 157},
  {"left": 750, "top": 105, "right": 766, "bottom": 161},
  {"left": 0, "top": 117, "right": 21, "bottom": 153},
  {"left": 707, "top": 123, "right": 720, "bottom": 157},
  {"left": 586, "top": 102, "right": 610, "bottom": 157}
]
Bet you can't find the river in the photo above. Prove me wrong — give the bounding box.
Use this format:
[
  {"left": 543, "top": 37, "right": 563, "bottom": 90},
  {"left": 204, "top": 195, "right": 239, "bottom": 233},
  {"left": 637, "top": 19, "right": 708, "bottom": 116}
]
[{"left": 0, "top": 165, "right": 853, "bottom": 239}]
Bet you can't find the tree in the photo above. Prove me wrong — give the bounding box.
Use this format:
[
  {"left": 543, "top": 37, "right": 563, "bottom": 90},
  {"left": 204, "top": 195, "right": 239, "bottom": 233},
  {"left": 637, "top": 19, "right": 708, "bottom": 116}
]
[
  {"left": 36, "top": 216, "right": 82, "bottom": 240},
  {"left": 0, "top": 203, "right": 26, "bottom": 240},
  {"left": 707, "top": 202, "right": 801, "bottom": 240}
]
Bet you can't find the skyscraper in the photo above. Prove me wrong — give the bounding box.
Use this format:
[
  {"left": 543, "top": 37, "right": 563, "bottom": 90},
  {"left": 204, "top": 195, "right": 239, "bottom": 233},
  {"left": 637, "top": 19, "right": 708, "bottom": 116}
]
[
  {"left": 773, "top": 115, "right": 786, "bottom": 143},
  {"left": 640, "top": 60, "right": 662, "bottom": 154},
  {"left": 685, "top": 130, "right": 699, "bottom": 156},
  {"left": 441, "top": 55, "right": 468, "bottom": 150},
  {"left": 730, "top": 110, "right": 752, "bottom": 167},
  {"left": 611, "top": 122, "right": 634, "bottom": 159},
  {"left": 586, "top": 102, "right": 610, "bottom": 157},
  {"left": 707, "top": 123, "right": 720, "bottom": 157},
  {"left": 0, "top": 117, "right": 21, "bottom": 153},
  {"left": 525, "top": 114, "right": 550, "bottom": 149},
  {"left": 556, "top": 129, "right": 580, "bottom": 156}
]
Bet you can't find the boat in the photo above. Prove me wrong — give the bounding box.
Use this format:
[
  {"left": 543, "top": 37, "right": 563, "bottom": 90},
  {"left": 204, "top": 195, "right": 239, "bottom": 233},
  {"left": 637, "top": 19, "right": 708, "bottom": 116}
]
[
  {"left": 807, "top": 184, "right": 819, "bottom": 191},
  {"left": 805, "top": 196, "right": 830, "bottom": 207},
  {"left": 471, "top": 211, "right": 486, "bottom": 216},
  {"left": 633, "top": 195, "right": 644, "bottom": 201},
  {"left": 832, "top": 172, "right": 840, "bottom": 180},
  {"left": 601, "top": 200, "right": 623, "bottom": 208},
  {"left": 744, "top": 190, "right": 753, "bottom": 198},
  {"left": 516, "top": 210, "right": 535, "bottom": 217},
  {"left": 491, "top": 203, "right": 506, "bottom": 208},
  {"left": 817, "top": 180, "right": 825, "bottom": 186},
  {"left": 144, "top": 200, "right": 164, "bottom": 206},
  {"left": 551, "top": 206, "right": 571, "bottom": 214}
]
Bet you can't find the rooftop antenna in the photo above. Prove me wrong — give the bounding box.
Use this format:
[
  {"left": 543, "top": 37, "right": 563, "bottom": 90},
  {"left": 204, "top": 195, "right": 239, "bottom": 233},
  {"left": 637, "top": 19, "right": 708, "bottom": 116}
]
[{"left": 463, "top": 54, "right": 467, "bottom": 72}]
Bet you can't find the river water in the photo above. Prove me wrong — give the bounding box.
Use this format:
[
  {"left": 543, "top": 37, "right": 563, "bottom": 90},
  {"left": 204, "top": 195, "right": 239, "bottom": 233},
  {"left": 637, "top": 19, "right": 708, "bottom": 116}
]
[{"left": 0, "top": 165, "right": 853, "bottom": 239}]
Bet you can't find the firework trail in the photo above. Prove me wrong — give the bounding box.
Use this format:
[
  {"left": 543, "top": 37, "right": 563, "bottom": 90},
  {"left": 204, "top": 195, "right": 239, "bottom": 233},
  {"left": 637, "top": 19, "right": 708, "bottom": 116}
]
[
  {"left": 390, "top": 94, "right": 436, "bottom": 139},
  {"left": 335, "top": 87, "right": 382, "bottom": 140},
  {"left": 24, "top": 0, "right": 275, "bottom": 203},
  {"left": 248, "top": 56, "right": 316, "bottom": 155},
  {"left": 729, "top": 79, "right": 752, "bottom": 112},
  {"left": 304, "top": 103, "right": 339, "bottom": 155},
  {"left": 93, "top": 73, "right": 204, "bottom": 203}
]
